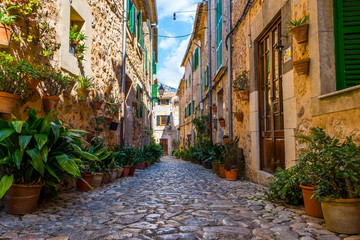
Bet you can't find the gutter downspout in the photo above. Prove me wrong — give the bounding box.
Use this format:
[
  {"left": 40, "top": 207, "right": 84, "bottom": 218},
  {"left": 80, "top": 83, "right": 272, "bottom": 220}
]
[
  {"left": 227, "top": 0, "right": 233, "bottom": 140},
  {"left": 120, "top": 0, "right": 127, "bottom": 146},
  {"left": 207, "top": 0, "right": 213, "bottom": 143}
]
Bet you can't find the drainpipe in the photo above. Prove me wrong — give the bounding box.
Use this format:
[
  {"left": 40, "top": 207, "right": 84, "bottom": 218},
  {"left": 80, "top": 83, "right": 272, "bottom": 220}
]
[
  {"left": 227, "top": 0, "right": 233, "bottom": 140},
  {"left": 120, "top": 0, "right": 127, "bottom": 146},
  {"left": 207, "top": 0, "right": 213, "bottom": 143}
]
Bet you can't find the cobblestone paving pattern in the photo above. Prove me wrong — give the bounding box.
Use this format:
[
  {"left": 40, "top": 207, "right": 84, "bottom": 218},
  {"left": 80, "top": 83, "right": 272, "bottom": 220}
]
[{"left": 1, "top": 156, "right": 360, "bottom": 240}]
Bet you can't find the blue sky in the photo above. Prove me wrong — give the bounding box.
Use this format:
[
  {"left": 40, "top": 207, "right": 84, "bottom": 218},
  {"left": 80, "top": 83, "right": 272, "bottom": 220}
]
[{"left": 156, "top": 0, "right": 198, "bottom": 88}]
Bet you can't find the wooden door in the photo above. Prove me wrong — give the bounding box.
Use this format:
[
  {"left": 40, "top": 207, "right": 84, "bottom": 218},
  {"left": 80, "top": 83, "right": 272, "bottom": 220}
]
[
  {"left": 258, "top": 17, "right": 285, "bottom": 173},
  {"left": 160, "top": 139, "right": 168, "bottom": 155}
]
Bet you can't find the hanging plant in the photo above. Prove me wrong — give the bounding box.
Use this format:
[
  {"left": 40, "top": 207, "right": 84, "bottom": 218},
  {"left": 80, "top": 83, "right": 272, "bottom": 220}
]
[
  {"left": 233, "top": 70, "right": 249, "bottom": 101},
  {"left": 288, "top": 15, "right": 309, "bottom": 44}
]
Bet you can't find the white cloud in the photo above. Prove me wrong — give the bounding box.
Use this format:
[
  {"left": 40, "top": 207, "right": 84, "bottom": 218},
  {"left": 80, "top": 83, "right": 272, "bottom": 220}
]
[
  {"left": 159, "top": 32, "right": 178, "bottom": 50},
  {"left": 157, "top": 0, "right": 198, "bottom": 23},
  {"left": 156, "top": 37, "right": 190, "bottom": 88}
]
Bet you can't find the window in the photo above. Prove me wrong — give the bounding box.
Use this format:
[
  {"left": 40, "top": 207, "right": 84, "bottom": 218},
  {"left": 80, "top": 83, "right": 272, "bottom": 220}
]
[
  {"left": 216, "top": 0, "right": 223, "bottom": 71},
  {"left": 193, "top": 48, "right": 199, "bottom": 71},
  {"left": 153, "top": 51, "right": 157, "bottom": 75},
  {"left": 204, "top": 65, "right": 209, "bottom": 89},
  {"left": 136, "top": 84, "right": 143, "bottom": 118},
  {"left": 137, "top": 10, "right": 144, "bottom": 48},
  {"left": 333, "top": 0, "right": 360, "bottom": 90},
  {"left": 157, "top": 115, "right": 170, "bottom": 126},
  {"left": 160, "top": 99, "right": 167, "bottom": 105}
]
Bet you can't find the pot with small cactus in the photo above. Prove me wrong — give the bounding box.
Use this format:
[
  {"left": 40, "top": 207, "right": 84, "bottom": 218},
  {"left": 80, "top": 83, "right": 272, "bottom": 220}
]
[
  {"left": 234, "top": 70, "right": 249, "bottom": 101},
  {"left": 76, "top": 74, "right": 93, "bottom": 101},
  {"left": 289, "top": 15, "right": 309, "bottom": 44},
  {"left": 211, "top": 103, "right": 217, "bottom": 112},
  {"left": 219, "top": 117, "right": 225, "bottom": 127}
]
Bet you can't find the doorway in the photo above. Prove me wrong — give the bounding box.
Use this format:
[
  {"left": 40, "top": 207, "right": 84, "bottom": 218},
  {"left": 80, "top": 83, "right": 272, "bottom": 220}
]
[
  {"left": 160, "top": 139, "right": 168, "bottom": 155},
  {"left": 257, "top": 16, "right": 285, "bottom": 173}
]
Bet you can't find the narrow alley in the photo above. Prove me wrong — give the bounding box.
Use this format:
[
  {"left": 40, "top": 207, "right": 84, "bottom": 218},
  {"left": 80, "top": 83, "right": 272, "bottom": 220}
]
[{"left": 0, "top": 157, "right": 354, "bottom": 240}]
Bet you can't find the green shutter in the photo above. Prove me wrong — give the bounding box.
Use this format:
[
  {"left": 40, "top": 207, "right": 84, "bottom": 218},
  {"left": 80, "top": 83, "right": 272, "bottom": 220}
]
[
  {"left": 152, "top": 84, "right": 157, "bottom": 100},
  {"left": 133, "top": 5, "right": 137, "bottom": 36},
  {"left": 204, "top": 65, "right": 209, "bottom": 88},
  {"left": 193, "top": 100, "right": 195, "bottom": 114},
  {"left": 166, "top": 99, "right": 170, "bottom": 105},
  {"left": 153, "top": 51, "right": 157, "bottom": 75},
  {"left": 334, "top": 0, "right": 360, "bottom": 90},
  {"left": 157, "top": 116, "right": 160, "bottom": 126},
  {"left": 167, "top": 115, "right": 170, "bottom": 124},
  {"left": 189, "top": 74, "right": 191, "bottom": 85},
  {"left": 149, "top": 60, "right": 151, "bottom": 80},
  {"left": 185, "top": 107, "right": 187, "bottom": 118},
  {"left": 138, "top": 11, "right": 143, "bottom": 48},
  {"left": 216, "top": 0, "right": 223, "bottom": 71},
  {"left": 145, "top": 48, "right": 148, "bottom": 72},
  {"left": 129, "top": 2, "right": 134, "bottom": 31}
]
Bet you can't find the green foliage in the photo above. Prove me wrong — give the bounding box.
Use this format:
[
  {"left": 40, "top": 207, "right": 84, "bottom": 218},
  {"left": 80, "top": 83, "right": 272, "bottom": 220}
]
[
  {"left": 69, "top": 25, "right": 87, "bottom": 62},
  {"left": 0, "top": 6, "right": 17, "bottom": 25},
  {"left": 233, "top": 70, "right": 248, "bottom": 90},
  {"left": 0, "top": 109, "right": 91, "bottom": 198},
  {"left": 221, "top": 137, "right": 245, "bottom": 171},
  {"left": 192, "top": 116, "right": 208, "bottom": 146},
  {"left": 265, "top": 166, "right": 304, "bottom": 205},
  {"left": 288, "top": 15, "right": 309, "bottom": 28},
  {"left": 77, "top": 74, "right": 94, "bottom": 89},
  {"left": 41, "top": 66, "right": 73, "bottom": 97},
  {"left": 94, "top": 117, "right": 105, "bottom": 132}
]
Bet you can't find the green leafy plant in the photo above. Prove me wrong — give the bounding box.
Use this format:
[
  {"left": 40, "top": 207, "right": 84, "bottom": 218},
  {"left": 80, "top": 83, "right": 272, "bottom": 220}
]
[
  {"left": 0, "top": 6, "right": 17, "bottom": 25},
  {"left": 221, "top": 137, "right": 245, "bottom": 171},
  {"left": 233, "top": 70, "right": 248, "bottom": 91},
  {"left": 41, "top": 66, "right": 73, "bottom": 96},
  {"left": 288, "top": 15, "right": 309, "bottom": 28},
  {"left": 0, "top": 109, "right": 91, "bottom": 198},
  {"left": 94, "top": 117, "right": 105, "bottom": 132},
  {"left": 69, "top": 25, "right": 87, "bottom": 62},
  {"left": 76, "top": 74, "right": 94, "bottom": 89}
]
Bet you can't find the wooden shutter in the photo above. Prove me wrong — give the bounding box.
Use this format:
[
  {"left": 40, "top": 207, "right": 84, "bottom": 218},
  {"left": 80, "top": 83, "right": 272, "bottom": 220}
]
[
  {"left": 216, "top": 0, "right": 223, "bottom": 71},
  {"left": 157, "top": 116, "right": 160, "bottom": 126},
  {"left": 166, "top": 99, "right": 170, "bottom": 105},
  {"left": 167, "top": 115, "right": 170, "bottom": 124},
  {"left": 158, "top": 99, "right": 160, "bottom": 105},
  {"left": 334, "top": 0, "right": 360, "bottom": 90}
]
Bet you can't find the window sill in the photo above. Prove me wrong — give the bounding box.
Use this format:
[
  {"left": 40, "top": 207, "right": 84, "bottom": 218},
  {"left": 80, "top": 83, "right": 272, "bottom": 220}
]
[{"left": 318, "top": 85, "right": 360, "bottom": 100}]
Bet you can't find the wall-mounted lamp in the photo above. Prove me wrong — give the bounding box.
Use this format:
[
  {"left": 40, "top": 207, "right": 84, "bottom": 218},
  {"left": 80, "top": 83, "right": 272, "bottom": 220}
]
[
  {"left": 173, "top": 13, "right": 176, "bottom": 21},
  {"left": 275, "top": 44, "right": 285, "bottom": 53}
]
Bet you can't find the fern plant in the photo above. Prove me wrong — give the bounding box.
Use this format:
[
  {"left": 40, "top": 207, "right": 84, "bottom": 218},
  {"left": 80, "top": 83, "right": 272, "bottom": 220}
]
[{"left": 288, "top": 15, "right": 309, "bottom": 28}]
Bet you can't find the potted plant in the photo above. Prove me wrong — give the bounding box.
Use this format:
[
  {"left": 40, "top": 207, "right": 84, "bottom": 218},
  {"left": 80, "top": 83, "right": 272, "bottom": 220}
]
[
  {"left": 211, "top": 103, "right": 217, "bottom": 112},
  {"left": 234, "top": 110, "right": 244, "bottom": 122},
  {"left": 289, "top": 15, "right": 309, "bottom": 44},
  {"left": 297, "top": 128, "right": 360, "bottom": 234},
  {"left": 69, "top": 25, "right": 87, "bottom": 62},
  {"left": 76, "top": 74, "right": 93, "bottom": 101},
  {"left": 219, "top": 117, "right": 225, "bottom": 128},
  {"left": 41, "top": 67, "right": 72, "bottom": 112},
  {"left": 0, "top": 53, "right": 37, "bottom": 114},
  {"left": 92, "top": 93, "right": 104, "bottom": 110},
  {"left": 221, "top": 138, "right": 244, "bottom": 181},
  {"left": 222, "top": 135, "right": 229, "bottom": 143},
  {"left": 293, "top": 58, "right": 310, "bottom": 75},
  {"left": 233, "top": 70, "right": 249, "bottom": 101},
  {"left": 0, "top": 109, "right": 87, "bottom": 214},
  {"left": 0, "top": 7, "right": 17, "bottom": 48}
]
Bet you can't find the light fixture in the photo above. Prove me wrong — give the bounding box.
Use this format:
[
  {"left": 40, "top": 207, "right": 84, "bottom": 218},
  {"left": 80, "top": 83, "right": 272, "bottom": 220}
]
[
  {"left": 275, "top": 42, "right": 285, "bottom": 53},
  {"left": 173, "top": 13, "right": 176, "bottom": 21},
  {"left": 158, "top": 84, "right": 165, "bottom": 97}
]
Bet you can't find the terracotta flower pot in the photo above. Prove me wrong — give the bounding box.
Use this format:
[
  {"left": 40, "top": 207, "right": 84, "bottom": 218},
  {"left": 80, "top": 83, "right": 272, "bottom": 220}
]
[
  {"left": 211, "top": 162, "right": 219, "bottom": 173},
  {"left": 76, "top": 174, "right": 93, "bottom": 191},
  {"left": 5, "top": 184, "right": 43, "bottom": 215},
  {"left": 0, "top": 91, "right": 19, "bottom": 114},
  {"left": 43, "top": 96, "right": 60, "bottom": 113},
  {"left": 212, "top": 106, "right": 217, "bottom": 112},
  {"left": 300, "top": 184, "right": 323, "bottom": 218},
  {"left": 28, "top": 79, "right": 41, "bottom": 90},
  {"left": 235, "top": 111, "right": 244, "bottom": 122},
  {"left": 129, "top": 166, "right": 136, "bottom": 176},
  {"left": 219, "top": 119, "right": 225, "bottom": 127},
  {"left": 138, "top": 162, "right": 147, "bottom": 170},
  {"left": 321, "top": 199, "right": 360, "bottom": 234},
  {"left": 194, "top": 160, "right": 199, "bottom": 164},
  {"left": 290, "top": 23, "right": 309, "bottom": 44},
  {"left": 223, "top": 137, "right": 229, "bottom": 142},
  {"left": 77, "top": 88, "right": 90, "bottom": 101},
  {"left": 92, "top": 173, "right": 104, "bottom": 187},
  {"left": 132, "top": 102, "right": 137, "bottom": 107},
  {"left": 102, "top": 172, "right": 111, "bottom": 184},
  {"left": 92, "top": 100, "right": 103, "bottom": 110},
  {"left": 218, "top": 164, "right": 226, "bottom": 178},
  {"left": 111, "top": 169, "right": 117, "bottom": 181},
  {"left": 116, "top": 168, "right": 124, "bottom": 178},
  {"left": 293, "top": 58, "right": 310, "bottom": 76},
  {"left": 122, "top": 166, "right": 131, "bottom": 177},
  {"left": 0, "top": 24, "right": 11, "bottom": 48},
  {"left": 225, "top": 169, "right": 238, "bottom": 181}
]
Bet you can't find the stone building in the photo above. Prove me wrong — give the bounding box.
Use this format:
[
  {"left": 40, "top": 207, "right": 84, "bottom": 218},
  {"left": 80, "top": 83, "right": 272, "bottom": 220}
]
[
  {"left": 1, "top": 0, "right": 158, "bottom": 147},
  {"left": 152, "top": 89, "right": 177, "bottom": 155},
  {"left": 177, "top": 0, "right": 360, "bottom": 186}
]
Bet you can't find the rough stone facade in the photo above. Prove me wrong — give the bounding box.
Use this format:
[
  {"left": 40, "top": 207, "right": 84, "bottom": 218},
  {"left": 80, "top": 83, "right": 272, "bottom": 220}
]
[{"left": 0, "top": 0, "right": 157, "bottom": 147}]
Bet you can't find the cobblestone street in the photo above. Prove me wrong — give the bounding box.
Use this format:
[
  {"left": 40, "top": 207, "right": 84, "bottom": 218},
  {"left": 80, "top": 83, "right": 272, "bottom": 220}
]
[{"left": 0, "top": 156, "right": 358, "bottom": 240}]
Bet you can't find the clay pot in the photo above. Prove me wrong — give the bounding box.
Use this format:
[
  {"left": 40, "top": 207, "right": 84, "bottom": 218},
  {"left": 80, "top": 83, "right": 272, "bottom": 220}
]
[
  {"left": 122, "top": 166, "right": 131, "bottom": 177},
  {"left": 205, "top": 161, "right": 212, "bottom": 170},
  {"left": 300, "top": 184, "right": 323, "bottom": 218},
  {"left": 28, "top": 79, "right": 41, "bottom": 90},
  {"left": 102, "top": 172, "right": 111, "bottom": 184},
  {"left": 129, "top": 166, "right": 136, "bottom": 176},
  {"left": 111, "top": 169, "right": 117, "bottom": 182},
  {"left": 194, "top": 160, "right": 199, "bottom": 164},
  {"left": 5, "top": 184, "right": 43, "bottom": 215},
  {"left": 0, "top": 24, "right": 11, "bottom": 48},
  {"left": 77, "top": 88, "right": 90, "bottom": 101},
  {"left": 43, "top": 96, "right": 60, "bottom": 113},
  {"left": 238, "top": 90, "right": 249, "bottom": 101},
  {"left": 92, "top": 173, "right": 104, "bottom": 187},
  {"left": 290, "top": 23, "right": 309, "bottom": 44},
  {"left": 92, "top": 100, "right": 103, "bottom": 110},
  {"left": 0, "top": 91, "right": 19, "bottom": 114},
  {"left": 219, "top": 119, "right": 225, "bottom": 127},
  {"left": 76, "top": 174, "right": 93, "bottom": 191},
  {"left": 138, "top": 162, "right": 147, "bottom": 170},
  {"left": 211, "top": 106, "right": 217, "bottom": 112},
  {"left": 223, "top": 137, "right": 229, "bottom": 142},
  {"left": 321, "top": 199, "right": 360, "bottom": 234},
  {"left": 132, "top": 101, "right": 137, "bottom": 107},
  {"left": 211, "top": 162, "right": 219, "bottom": 173},
  {"left": 218, "top": 164, "right": 226, "bottom": 178},
  {"left": 225, "top": 169, "right": 238, "bottom": 181},
  {"left": 235, "top": 111, "right": 244, "bottom": 122},
  {"left": 116, "top": 168, "right": 124, "bottom": 178},
  {"left": 104, "top": 117, "right": 112, "bottom": 127},
  {"left": 293, "top": 58, "right": 310, "bottom": 75}
]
